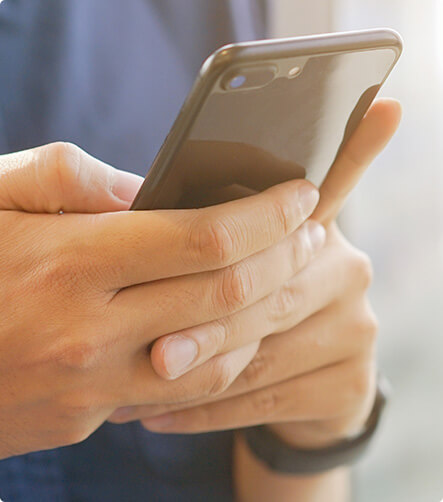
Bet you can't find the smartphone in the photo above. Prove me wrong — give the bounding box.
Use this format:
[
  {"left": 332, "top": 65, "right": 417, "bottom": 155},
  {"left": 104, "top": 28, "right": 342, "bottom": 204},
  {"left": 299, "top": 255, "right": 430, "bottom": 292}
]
[{"left": 131, "top": 29, "right": 402, "bottom": 210}]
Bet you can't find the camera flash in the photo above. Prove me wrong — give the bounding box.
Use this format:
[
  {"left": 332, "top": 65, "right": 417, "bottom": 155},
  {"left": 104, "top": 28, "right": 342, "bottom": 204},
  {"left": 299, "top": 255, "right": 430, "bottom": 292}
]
[{"left": 288, "top": 66, "right": 301, "bottom": 78}]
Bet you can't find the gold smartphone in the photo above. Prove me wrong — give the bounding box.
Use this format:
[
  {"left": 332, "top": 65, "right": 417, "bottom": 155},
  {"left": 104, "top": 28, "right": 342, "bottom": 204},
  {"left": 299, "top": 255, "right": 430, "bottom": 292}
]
[{"left": 131, "top": 29, "right": 402, "bottom": 210}]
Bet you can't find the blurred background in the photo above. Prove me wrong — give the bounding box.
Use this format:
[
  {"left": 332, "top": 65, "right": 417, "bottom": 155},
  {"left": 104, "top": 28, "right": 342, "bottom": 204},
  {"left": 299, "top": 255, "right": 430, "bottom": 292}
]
[
  {"left": 0, "top": 1, "right": 439, "bottom": 500},
  {"left": 271, "top": 0, "right": 443, "bottom": 500}
]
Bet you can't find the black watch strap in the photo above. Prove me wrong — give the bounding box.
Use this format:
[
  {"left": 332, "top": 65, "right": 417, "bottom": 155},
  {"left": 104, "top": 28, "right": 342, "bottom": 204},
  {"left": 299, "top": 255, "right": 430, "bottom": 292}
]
[{"left": 242, "top": 378, "right": 389, "bottom": 475}]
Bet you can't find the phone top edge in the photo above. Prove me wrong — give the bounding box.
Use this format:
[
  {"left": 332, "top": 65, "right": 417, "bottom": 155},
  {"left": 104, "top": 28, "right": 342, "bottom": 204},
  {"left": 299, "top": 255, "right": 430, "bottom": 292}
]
[
  {"left": 218, "top": 28, "right": 403, "bottom": 54},
  {"left": 201, "top": 28, "right": 403, "bottom": 77}
]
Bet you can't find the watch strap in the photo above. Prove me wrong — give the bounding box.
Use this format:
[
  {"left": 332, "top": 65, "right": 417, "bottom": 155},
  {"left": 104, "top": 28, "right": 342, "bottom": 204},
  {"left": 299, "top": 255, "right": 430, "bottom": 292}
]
[{"left": 242, "top": 378, "right": 388, "bottom": 475}]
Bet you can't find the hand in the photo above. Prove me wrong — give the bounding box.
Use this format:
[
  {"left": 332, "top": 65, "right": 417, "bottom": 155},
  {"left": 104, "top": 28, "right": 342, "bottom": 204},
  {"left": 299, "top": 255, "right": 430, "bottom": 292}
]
[
  {"left": 109, "top": 222, "right": 376, "bottom": 445},
  {"left": 0, "top": 143, "right": 319, "bottom": 458},
  {"left": 108, "top": 98, "right": 402, "bottom": 448}
]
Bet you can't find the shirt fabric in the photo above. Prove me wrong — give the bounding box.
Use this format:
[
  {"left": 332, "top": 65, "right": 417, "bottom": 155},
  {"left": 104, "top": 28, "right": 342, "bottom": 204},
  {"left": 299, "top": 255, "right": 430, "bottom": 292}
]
[{"left": 0, "top": 1, "right": 267, "bottom": 500}]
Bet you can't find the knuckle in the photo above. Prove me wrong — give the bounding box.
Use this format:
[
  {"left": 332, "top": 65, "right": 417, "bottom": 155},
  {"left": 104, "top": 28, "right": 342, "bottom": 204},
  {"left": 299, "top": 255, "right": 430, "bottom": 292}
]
[
  {"left": 349, "top": 362, "right": 373, "bottom": 400},
  {"left": 217, "top": 261, "right": 254, "bottom": 313},
  {"left": 187, "top": 217, "right": 236, "bottom": 268},
  {"left": 242, "top": 350, "right": 269, "bottom": 387},
  {"left": 251, "top": 388, "right": 279, "bottom": 419},
  {"left": 206, "top": 360, "right": 235, "bottom": 397},
  {"left": 268, "top": 281, "right": 300, "bottom": 323},
  {"left": 210, "top": 318, "right": 229, "bottom": 352},
  {"left": 42, "top": 247, "right": 81, "bottom": 292},
  {"left": 349, "top": 303, "right": 379, "bottom": 351},
  {"left": 271, "top": 197, "right": 294, "bottom": 236},
  {"left": 349, "top": 250, "right": 373, "bottom": 290},
  {"left": 43, "top": 142, "right": 82, "bottom": 206},
  {"left": 46, "top": 141, "right": 79, "bottom": 161},
  {"left": 42, "top": 235, "right": 101, "bottom": 294},
  {"left": 46, "top": 141, "right": 81, "bottom": 173},
  {"left": 290, "top": 227, "right": 310, "bottom": 270},
  {"left": 52, "top": 340, "right": 100, "bottom": 372}
]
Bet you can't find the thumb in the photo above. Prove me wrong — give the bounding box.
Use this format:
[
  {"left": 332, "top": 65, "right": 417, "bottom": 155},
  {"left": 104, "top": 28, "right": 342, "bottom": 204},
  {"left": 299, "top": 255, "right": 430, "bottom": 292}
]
[{"left": 0, "top": 142, "right": 143, "bottom": 213}]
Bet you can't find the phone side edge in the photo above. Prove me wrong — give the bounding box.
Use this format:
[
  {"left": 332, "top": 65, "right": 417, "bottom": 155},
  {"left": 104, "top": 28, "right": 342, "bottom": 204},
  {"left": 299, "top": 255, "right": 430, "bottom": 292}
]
[{"left": 130, "top": 56, "right": 234, "bottom": 210}]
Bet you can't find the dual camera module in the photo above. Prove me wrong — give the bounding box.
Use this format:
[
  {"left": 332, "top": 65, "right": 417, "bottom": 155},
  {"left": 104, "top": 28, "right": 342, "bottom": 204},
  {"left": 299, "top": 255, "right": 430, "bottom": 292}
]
[{"left": 226, "top": 65, "right": 302, "bottom": 91}]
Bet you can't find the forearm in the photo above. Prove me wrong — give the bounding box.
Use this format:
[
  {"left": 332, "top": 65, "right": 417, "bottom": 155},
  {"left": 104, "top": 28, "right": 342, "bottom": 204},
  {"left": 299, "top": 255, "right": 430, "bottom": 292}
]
[{"left": 233, "top": 434, "right": 350, "bottom": 502}]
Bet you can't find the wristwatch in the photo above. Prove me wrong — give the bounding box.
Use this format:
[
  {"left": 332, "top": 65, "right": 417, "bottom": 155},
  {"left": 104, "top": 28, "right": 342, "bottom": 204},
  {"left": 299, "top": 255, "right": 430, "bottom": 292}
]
[{"left": 242, "top": 377, "right": 389, "bottom": 475}]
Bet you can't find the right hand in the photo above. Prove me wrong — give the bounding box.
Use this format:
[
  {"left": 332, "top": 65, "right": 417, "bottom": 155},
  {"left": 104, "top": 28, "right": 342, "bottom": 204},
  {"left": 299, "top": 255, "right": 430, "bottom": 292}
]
[{"left": 0, "top": 142, "right": 322, "bottom": 459}]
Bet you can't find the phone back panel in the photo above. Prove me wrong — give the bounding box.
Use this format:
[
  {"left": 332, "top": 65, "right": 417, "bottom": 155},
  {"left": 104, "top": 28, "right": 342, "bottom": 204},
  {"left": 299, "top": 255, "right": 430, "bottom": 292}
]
[{"left": 131, "top": 30, "right": 401, "bottom": 210}]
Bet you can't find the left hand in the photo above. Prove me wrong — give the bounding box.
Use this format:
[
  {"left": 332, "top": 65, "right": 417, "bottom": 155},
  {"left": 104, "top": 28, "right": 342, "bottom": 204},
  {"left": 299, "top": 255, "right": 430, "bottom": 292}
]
[{"left": 108, "top": 98, "right": 402, "bottom": 448}]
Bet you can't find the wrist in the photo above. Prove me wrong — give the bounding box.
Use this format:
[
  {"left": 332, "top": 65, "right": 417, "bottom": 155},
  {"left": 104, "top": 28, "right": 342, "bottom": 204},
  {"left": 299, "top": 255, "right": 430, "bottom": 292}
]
[{"left": 242, "top": 379, "right": 389, "bottom": 475}]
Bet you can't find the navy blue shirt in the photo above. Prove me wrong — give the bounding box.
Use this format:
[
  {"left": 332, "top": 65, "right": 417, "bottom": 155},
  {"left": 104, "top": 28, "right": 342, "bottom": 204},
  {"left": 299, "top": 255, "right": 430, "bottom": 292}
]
[{"left": 0, "top": 1, "right": 266, "bottom": 500}]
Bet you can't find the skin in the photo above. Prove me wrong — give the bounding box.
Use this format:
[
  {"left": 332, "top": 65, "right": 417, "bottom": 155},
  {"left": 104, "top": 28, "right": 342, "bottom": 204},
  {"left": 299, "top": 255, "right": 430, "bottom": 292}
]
[
  {"left": 0, "top": 142, "right": 322, "bottom": 458},
  {"left": 0, "top": 99, "right": 401, "bottom": 501}
]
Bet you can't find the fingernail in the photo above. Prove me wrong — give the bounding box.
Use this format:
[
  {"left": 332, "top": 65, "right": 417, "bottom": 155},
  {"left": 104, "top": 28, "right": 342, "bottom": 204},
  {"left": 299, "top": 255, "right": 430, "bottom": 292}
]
[
  {"left": 111, "top": 170, "right": 143, "bottom": 203},
  {"left": 306, "top": 220, "right": 326, "bottom": 253},
  {"left": 298, "top": 184, "right": 320, "bottom": 219},
  {"left": 142, "top": 413, "right": 175, "bottom": 431},
  {"left": 162, "top": 335, "right": 198, "bottom": 379}
]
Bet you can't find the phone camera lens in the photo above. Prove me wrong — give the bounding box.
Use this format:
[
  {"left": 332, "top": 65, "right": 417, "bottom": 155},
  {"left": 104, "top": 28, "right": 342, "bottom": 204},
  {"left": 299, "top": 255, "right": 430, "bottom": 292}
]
[{"left": 229, "top": 75, "right": 246, "bottom": 89}]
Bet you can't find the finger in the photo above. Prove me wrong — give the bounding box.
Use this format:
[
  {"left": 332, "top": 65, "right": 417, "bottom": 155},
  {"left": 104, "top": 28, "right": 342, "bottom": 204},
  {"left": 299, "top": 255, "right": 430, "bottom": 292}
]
[
  {"left": 110, "top": 219, "right": 324, "bottom": 350},
  {"left": 112, "top": 342, "right": 260, "bottom": 409},
  {"left": 139, "top": 357, "right": 376, "bottom": 433},
  {"left": 313, "top": 98, "right": 402, "bottom": 225},
  {"left": 149, "top": 223, "right": 366, "bottom": 380},
  {"left": 149, "top": 221, "right": 327, "bottom": 379},
  {"left": 0, "top": 142, "right": 142, "bottom": 213},
  {"left": 108, "top": 297, "right": 376, "bottom": 422},
  {"left": 77, "top": 178, "right": 319, "bottom": 290}
]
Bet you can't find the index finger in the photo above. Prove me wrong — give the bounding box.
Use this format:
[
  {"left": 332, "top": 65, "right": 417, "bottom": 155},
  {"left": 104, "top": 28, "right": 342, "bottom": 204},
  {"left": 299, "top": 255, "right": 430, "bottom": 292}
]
[
  {"left": 75, "top": 179, "right": 319, "bottom": 290},
  {"left": 312, "top": 98, "right": 402, "bottom": 226}
]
